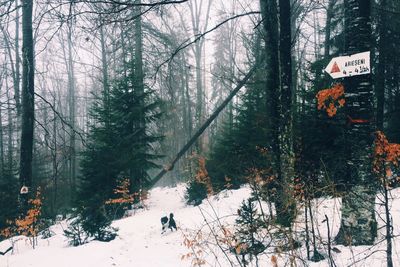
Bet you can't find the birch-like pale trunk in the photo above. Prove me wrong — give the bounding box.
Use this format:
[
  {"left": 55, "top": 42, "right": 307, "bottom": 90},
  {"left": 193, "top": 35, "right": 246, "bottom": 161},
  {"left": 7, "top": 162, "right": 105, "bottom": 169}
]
[
  {"left": 67, "top": 21, "right": 77, "bottom": 197},
  {"left": 15, "top": 0, "right": 21, "bottom": 115},
  {"left": 188, "top": 0, "right": 213, "bottom": 153}
]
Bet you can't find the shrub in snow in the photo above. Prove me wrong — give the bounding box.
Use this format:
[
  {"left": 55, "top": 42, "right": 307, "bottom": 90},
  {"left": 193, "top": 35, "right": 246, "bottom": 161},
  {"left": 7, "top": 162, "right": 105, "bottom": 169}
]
[
  {"left": 185, "top": 157, "right": 213, "bottom": 206},
  {"left": 39, "top": 220, "right": 55, "bottom": 239},
  {"left": 64, "top": 218, "right": 87, "bottom": 246},
  {"left": 234, "top": 198, "right": 266, "bottom": 265},
  {"left": 79, "top": 204, "right": 118, "bottom": 242},
  {"left": 185, "top": 180, "right": 208, "bottom": 206}
]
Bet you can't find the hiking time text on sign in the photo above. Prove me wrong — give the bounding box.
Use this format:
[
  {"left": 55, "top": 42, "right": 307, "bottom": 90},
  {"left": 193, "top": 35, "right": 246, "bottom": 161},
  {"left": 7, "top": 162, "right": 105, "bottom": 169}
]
[{"left": 324, "top": 51, "right": 370, "bottom": 79}]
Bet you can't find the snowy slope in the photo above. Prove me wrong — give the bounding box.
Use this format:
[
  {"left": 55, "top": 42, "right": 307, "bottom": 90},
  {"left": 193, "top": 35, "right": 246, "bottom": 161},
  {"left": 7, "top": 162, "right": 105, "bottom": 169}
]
[
  {"left": 0, "top": 185, "right": 251, "bottom": 267},
  {"left": 1, "top": 184, "right": 400, "bottom": 267}
]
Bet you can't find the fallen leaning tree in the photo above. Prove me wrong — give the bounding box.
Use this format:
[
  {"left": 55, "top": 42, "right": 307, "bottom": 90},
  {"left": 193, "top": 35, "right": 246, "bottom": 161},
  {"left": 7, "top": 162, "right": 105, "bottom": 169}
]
[{"left": 147, "top": 64, "right": 258, "bottom": 188}]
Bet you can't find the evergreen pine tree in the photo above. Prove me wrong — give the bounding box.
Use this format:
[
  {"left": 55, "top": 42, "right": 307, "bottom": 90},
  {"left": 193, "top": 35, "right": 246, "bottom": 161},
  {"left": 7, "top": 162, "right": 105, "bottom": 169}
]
[
  {"left": 109, "top": 61, "right": 162, "bottom": 193},
  {"left": 234, "top": 198, "right": 266, "bottom": 265},
  {"left": 0, "top": 170, "right": 18, "bottom": 240},
  {"left": 76, "top": 92, "right": 120, "bottom": 241},
  {"left": 74, "top": 60, "right": 162, "bottom": 242}
]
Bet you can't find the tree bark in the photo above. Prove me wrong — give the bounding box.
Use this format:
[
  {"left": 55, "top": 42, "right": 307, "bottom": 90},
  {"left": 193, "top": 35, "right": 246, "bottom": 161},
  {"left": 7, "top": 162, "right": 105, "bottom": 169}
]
[
  {"left": 15, "top": 0, "right": 21, "bottom": 115},
  {"left": 0, "top": 76, "right": 4, "bottom": 177},
  {"left": 131, "top": 0, "right": 146, "bottom": 191},
  {"left": 335, "top": 0, "right": 377, "bottom": 246},
  {"left": 188, "top": 0, "right": 212, "bottom": 153},
  {"left": 277, "top": 0, "right": 296, "bottom": 227},
  {"left": 324, "top": 0, "right": 335, "bottom": 58},
  {"left": 259, "top": 0, "right": 280, "bottom": 202},
  {"left": 376, "top": 0, "right": 387, "bottom": 130},
  {"left": 7, "top": 87, "right": 13, "bottom": 173},
  {"left": 67, "top": 20, "right": 77, "bottom": 198},
  {"left": 19, "top": 0, "right": 35, "bottom": 209},
  {"left": 99, "top": 18, "right": 110, "bottom": 126}
]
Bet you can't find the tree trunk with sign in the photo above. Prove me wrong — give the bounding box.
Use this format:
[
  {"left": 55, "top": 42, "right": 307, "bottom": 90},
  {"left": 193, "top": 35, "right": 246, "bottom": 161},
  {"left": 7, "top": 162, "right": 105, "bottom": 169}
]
[{"left": 335, "top": 0, "right": 377, "bottom": 246}]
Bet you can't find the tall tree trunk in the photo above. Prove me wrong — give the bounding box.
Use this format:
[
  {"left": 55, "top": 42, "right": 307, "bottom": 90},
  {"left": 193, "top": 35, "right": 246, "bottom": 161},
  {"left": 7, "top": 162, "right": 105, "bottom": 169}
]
[
  {"left": 324, "top": 0, "right": 335, "bottom": 58},
  {"left": 0, "top": 79, "right": 4, "bottom": 178},
  {"left": 277, "top": 0, "right": 296, "bottom": 227},
  {"left": 133, "top": 0, "right": 146, "bottom": 191},
  {"left": 194, "top": 43, "right": 203, "bottom": 152},
  {"left": 188, "top": 0, "right": 212, "bottom": 154},
  {"left": 52, "top": 94, "right": 58, "bottom": 217},
  {"left": 376, "top": 0, "right": 387, "bottom": 130},
  {"left": 259, "top": 0, "right": 281, "bottom": 222},
  {"left": 67, "top": 21, "right": 76, "bottom": 198},
  {"left": 7, "top": 89, "right": 14, "bottom": 172},
  {"left": 290, "top": 0, "right": 298, "bottom": 108},
  {"left": 335, "top": 0, "right": 377, "bottom": 246},
  {"left": 99, "top": 19, "right": 110, "bottom": 123},
  {"left": 15, "top": 0, "right": 21, "bottom": 115},
  {"left": 19, "top": 0, "right": 35, "bottom": 209}
]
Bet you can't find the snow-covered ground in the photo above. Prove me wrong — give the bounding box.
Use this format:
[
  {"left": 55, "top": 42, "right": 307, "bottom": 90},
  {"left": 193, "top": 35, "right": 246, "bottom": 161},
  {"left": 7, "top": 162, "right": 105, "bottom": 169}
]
[{"left": 1, "top": 184, "right": 400, "bottom": 267}]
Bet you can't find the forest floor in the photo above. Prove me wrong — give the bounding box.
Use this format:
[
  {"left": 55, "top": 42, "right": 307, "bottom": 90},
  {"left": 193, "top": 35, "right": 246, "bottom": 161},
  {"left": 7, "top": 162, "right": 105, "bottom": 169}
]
[{"left": 1, "top": 184, "right": 400, "bottom": 266}]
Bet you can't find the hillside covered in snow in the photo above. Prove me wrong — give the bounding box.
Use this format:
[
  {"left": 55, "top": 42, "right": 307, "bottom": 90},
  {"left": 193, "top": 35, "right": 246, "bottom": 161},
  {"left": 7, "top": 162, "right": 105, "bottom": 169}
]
[{"left": 1, "top": 184, "right": 400, "bottom": 267}]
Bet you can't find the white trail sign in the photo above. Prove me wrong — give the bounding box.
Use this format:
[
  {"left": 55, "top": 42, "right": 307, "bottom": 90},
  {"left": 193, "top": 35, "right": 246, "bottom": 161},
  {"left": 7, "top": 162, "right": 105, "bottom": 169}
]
[{"left": 324, "top": 51, "right": 370, "bottom": 79}]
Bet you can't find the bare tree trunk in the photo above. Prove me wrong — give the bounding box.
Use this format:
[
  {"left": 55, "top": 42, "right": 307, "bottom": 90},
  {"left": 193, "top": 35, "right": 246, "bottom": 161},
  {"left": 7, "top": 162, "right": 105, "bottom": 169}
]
[
  {"left": 19, "top": 0, "right": 35, "bottom": 209},
  {"left": 7, "top": 88, "right": 14, "bottom": 173},
  {"left": 52, "top": 93, "right": 58, "bottom": 217},
  {"left": 259, "top": 0, "right": 280, "bottom": 211},
  {"left": 120, "top": 25, "right": 128, "bottom": 80},
  {"left": 15, "top": 0, "right": 21, "bottom": 115},
  {"left": 324, "top": 0, "right": 335, "bottom": 58},
  {"left": 376, "top": 0, "right": 387, "bottom": 130},
  {"left": 383, "top": 177, "right": 393, "bottom": 267},
  {"left": 277, "top": 0, "right": 296, "bottom": 227},
  {"left": 0, "top": 76, "right": 4, "bottom": 177},
  {"left": 132, "top": 0, "right": 146, "bottom": 191},
  {"left": 67, "top": 20, "right": 77, "bottom": 198},
  {"left": 335, "top": 0, "right": 377, "bottom": 246},
  {"left": 99, "top": 18, "right": 110, "bottom": 124},
  {"left": 188, "top": 0, "right": 213, "bottom": 153},
  {"left": 260, "top": 0, "right": 296, "bottom": 226},
  {"left": 183, "top": 53, "right": 193, "bottom": 140}
]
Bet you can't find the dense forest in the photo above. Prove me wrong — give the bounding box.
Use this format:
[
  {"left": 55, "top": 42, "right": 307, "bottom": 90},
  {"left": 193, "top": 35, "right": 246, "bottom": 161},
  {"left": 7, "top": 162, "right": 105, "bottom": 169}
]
[{"left": 1, "top": 0, "right": 400, "bottom": 266}]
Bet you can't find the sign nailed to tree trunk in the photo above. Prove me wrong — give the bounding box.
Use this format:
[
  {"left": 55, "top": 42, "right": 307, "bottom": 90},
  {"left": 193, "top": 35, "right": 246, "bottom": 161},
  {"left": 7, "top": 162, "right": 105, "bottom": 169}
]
[{"left": 325, "top": 51, "right": 370, "bottom": 79}]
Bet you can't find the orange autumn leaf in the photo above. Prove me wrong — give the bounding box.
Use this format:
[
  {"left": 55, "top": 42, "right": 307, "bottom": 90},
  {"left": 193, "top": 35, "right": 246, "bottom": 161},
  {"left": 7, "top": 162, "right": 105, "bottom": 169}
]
[
  {"left": 105, "top": 178, "right": 136, "bottom": 206},
  {"left": 373, "top": 131, "right": 400, "bottom": 183},
  {"left": 316, "top": 83, "right": 345, "bottom": 117},
  {"left": 15, "top": 188, "right": 42, "bottom": 237}
]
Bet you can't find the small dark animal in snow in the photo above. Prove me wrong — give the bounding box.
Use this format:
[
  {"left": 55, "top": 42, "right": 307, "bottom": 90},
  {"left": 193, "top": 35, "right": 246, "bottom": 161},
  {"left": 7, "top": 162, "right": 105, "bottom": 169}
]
[
  {"left": 161, "top": 216, "right": 169, "bottom": 233},
  {"left": 168, "top": 213, "right": 177, "bottom": 231}
]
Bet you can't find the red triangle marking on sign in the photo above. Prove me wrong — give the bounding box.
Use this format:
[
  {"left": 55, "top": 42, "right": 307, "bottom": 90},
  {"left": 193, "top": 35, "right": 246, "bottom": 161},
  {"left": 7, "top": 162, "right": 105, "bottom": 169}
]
[{"left": 330, "top": 62, "right": 340, "bottom": 73}]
